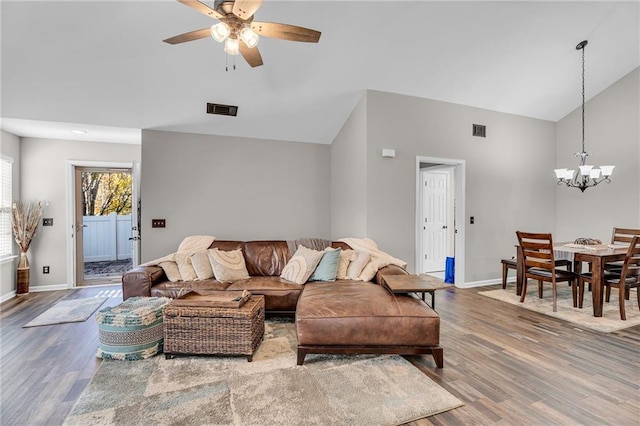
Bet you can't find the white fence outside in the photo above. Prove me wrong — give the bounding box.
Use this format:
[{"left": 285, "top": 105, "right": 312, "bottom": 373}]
[{"left": 83, "top": 213, "right": 132, "bottom": 262}]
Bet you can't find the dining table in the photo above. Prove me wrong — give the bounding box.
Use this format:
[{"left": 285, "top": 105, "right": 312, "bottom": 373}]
[{"left": 515, "top": 242, "right": 629, "bottom": 317}]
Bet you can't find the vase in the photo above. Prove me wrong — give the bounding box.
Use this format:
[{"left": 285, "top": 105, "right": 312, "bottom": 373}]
[{"left": 17, "top": 251, "right": 30, "bottom": 295}]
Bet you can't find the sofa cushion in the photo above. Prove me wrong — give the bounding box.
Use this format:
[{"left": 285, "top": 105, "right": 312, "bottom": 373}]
[
  {"left": 281, "top": 246, "right": 324, "bottom": 284},
  {"left": 243, "top": 240, "right": 290, "bottom": 276},
  {"left": 296, "top": 281, "right": 440, "bottom": 347},
  {"left": 226, "top": 276, "right": 303, "bottom": 312},
  {"left": 309, "top": 248, "right": 341, "bottom": 282},
  {"left": 207, "top": 248, "right": 250, "bottom": 282},
  {"left": 150, "top": 279, "right": 231, "bottom": 299}
]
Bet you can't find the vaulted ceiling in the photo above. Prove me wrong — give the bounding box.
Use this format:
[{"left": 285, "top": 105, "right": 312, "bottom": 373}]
[{"left": 1, "top": 1, "right": 639, "bottom": 144}]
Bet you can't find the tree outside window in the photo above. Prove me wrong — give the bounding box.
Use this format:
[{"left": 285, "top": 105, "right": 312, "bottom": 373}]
[{"left": 81, "top": 172, "right": 132, "bottom": 216}]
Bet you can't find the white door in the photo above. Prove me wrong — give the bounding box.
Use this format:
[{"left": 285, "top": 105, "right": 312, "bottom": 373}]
[{"left": 421, "top": 170, "right": 450, "bottom": 272}]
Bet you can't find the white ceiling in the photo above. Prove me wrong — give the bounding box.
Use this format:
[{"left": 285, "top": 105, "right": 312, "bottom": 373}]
[{"left": 1, "top": 0, "right": 639, "bottom": 145}]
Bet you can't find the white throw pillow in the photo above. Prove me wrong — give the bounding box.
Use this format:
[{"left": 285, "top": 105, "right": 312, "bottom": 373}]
[
  {"left": 158, "top": 260, "right": 182, "bottom": 282},
  {"left": 175, "top": 252, "right": 198, "bottom": 281},
  {"left": 207, "top": 248, "right": 250, "bottom": 283},
  {"left": 191, "top": 250, "right": 214, "bottom": 280},
  {"left": 358, "top": 256, "right": 392, "bottom": 282},
  {"left": 337, "top": 249, "right": 357, "bottom": 280},
  {"left": 280, "top": 246, "right": 324, "bottom": 284},
  {"left": 347, "top": 251, "right": 370, "bottom": 280}
]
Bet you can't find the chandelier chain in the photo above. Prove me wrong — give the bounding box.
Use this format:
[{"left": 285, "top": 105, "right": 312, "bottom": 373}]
[{"left": 581, "top": 43, "right": 586, "bottom": 153}]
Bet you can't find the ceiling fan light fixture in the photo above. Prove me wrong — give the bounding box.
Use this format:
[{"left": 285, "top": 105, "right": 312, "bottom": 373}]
[
  {"left": 210, "top": 22, "right": 230, "bottom": 42},
  {"left": 224, "top": 37, "right": 240, "bottom": 55},
  {"left": 240, "top": 27, "right": 259, "bottom": 48}
]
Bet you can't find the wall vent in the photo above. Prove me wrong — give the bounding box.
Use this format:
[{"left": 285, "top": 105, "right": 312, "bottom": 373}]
[
  {"left": 472, "top": 124, "right": 486, "bottom": 137},
  {"left": 207, "top": 103, "right": 238, "bottom": 117}
]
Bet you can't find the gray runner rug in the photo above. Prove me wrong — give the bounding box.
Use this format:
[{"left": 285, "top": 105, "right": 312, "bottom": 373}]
[{"left": 23, "top": 297, "right": 108, "bottom": 328}]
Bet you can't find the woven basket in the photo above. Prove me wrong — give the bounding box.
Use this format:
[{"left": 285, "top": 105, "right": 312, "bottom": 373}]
[{"left": 163, "top": 295, "right": 265, "bottom": 361}]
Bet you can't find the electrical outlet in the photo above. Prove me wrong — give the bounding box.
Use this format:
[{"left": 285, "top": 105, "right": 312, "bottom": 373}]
[
  {"left": 470, "top": 216, "right": 475, "bottom": 224},
  {"left": 43, "top": 218, "right": 54, "bottom": 226},
  {"left": 43, "top": 266, "right": 50, "bottom": 274},
  {"left": 152, "top": 219, "right": 166, "bottom": 228}
]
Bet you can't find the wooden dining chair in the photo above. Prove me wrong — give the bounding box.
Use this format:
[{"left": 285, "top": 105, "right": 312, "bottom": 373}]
[
  {"left": 516, "top": 231, "right": 578, "bottom": 312},
  {"left": 578, "top": 236, "right": 640, "bottom": 320},
  {"left": 605, "top": 227, "right": 640, "bottom": 273}
]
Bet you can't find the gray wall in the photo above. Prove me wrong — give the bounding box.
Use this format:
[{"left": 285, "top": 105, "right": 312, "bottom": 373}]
[
  {"left": 19, "top": 138, "right": 140, "bottom": 289},
  {"left": 0, "top": 130, "right": 21, "bottom": 299},
  {"left": 330, "top": 93, "right": 368, "bottom": 239},
  {"left": 140, "top": 130, "right": 331, "bottom": 261},
  {"left": 555, "top": 67, "right": 640, "bottom": 241},
  {"left": 363, "top": 90, "right": 558, "bottom": 282}
]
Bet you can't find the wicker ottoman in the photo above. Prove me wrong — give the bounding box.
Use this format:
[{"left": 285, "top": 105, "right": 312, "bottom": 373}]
[
  {"left": 163, "top": 295, "right": 265, "bottom": 361},
  {"left": 96, "top": 296, "right": 171, "bottom": 361}
]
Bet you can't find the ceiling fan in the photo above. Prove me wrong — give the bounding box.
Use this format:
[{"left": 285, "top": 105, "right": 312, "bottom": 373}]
[{"left": 163, "top": 0, "right": 321, "bottom": 68}]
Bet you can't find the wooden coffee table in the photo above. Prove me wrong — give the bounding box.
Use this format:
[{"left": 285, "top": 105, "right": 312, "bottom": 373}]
[{"left": 382, "top": 274, "right": 450, "bottom": 309}]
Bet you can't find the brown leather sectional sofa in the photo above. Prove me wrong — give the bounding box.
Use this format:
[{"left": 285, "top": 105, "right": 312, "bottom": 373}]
[{"left": 122, "top": 240, "right": 443, "bottom": 367}]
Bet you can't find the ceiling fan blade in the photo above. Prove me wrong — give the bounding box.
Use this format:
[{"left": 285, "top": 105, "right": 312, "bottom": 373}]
[
  {"left": 177, "top": 0, "right": 224, "bottom": 20},
  {"left": 239, "top": 43, "right": 264, "bottom": 68},
  {"left": 250, "top": 21, "right": 321, "bottom": 43},
  {"left": 163, "top": 28, "right": 211, "bottom": 44},
  {"left": 232, "top": 0, "right": 264, "bottom": 20}
]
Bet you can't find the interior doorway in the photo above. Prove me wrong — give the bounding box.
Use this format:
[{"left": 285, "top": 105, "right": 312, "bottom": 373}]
[
  {"left": 416, "top": 156, "right": 465, "bottom": 286},
  {"left": 67, "top": 161, "right": 140, "bottom": 287},
  {"left": 420, "top": 167, "right": 454, "bottom": 273}
]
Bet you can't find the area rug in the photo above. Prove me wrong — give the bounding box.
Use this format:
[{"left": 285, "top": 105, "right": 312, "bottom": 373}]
[
  {"left": 23, "top": 297, "right": 108, "bottom": 328},
  {"left": 64, "top": 320, "right": 462, "bottom": 426},
  {"left": 479, "top": 285, "right": 640, "bottom": 332}
]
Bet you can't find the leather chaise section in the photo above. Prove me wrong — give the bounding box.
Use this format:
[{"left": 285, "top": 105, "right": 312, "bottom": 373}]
[{"left": 296, "top": 281, "right": 440, "bottom": 347}]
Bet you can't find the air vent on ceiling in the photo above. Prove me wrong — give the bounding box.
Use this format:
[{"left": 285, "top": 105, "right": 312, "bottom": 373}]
[
  {"left": 207, "top": 103, "right": 238, "bottom": 117},
  {"left": 472, "top": 124, "right": 486, "bottom": 138}
]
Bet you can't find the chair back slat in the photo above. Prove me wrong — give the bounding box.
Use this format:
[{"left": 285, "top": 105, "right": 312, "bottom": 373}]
[
  {"left": 611, "top": 227, "right": 640, "bottom": 245},
  {"left": 619, "top": 236, "right": 640, "bottom": 280}
]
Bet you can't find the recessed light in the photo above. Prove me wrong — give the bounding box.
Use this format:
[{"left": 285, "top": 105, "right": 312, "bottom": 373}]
[{"left": 71, "top": 130, "right": 87, "bottom": 135}]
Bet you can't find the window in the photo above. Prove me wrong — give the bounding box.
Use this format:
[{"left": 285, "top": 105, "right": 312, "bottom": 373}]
[{"left": 0, "top": 156, "right": 13, "bottom": 259}]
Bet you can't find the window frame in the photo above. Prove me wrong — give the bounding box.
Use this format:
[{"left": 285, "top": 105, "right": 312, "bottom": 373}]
[{"left": 0, "top": 156, "right": 14, "bottom": 262}]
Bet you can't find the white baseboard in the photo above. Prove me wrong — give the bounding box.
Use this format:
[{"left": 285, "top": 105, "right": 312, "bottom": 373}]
[
  {"left": 1, "top": 291, "right": 16, "bottom": 303},
  {"left": 457, "top": 277, "right": 508, "bottom": 288},
  {"left": 29, "top": 284, "right": 71, "bottom": 292}
]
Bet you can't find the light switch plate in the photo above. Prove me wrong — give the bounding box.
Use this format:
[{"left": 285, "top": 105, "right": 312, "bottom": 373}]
[{"left": 152, "top": 219, "right": 166, "bottom": 228}]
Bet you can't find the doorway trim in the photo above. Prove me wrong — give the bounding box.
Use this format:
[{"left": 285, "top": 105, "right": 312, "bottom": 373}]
[
  {"left": 415, "top": 156, "right": 466, "bottom": 286},
  {"left": 66, "top": 160, "right": 134, "bottom": 288}
]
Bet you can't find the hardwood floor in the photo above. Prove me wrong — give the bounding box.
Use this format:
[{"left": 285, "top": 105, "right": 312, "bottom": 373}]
[{"left": 1, "top": 284, "right": 638, "bottom": 425}]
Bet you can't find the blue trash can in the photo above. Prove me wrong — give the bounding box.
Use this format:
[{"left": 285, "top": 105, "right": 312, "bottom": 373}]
[{"left": 444, "top": 257, "right": 455, "bottom": 283}]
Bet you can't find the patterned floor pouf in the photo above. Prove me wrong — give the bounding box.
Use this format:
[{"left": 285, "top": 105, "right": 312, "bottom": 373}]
[{"left": 96, "top": 297, "right": 172, "bottom": 361}]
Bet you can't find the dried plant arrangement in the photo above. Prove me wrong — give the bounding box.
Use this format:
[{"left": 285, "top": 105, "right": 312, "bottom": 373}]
[{"left": 11, "top": 200, "right": 45, "bottom": 253}]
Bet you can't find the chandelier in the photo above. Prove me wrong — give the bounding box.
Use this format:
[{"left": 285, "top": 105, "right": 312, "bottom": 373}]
[{"left": 554, "top": 40, "right": 614, "bottom": 192}]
